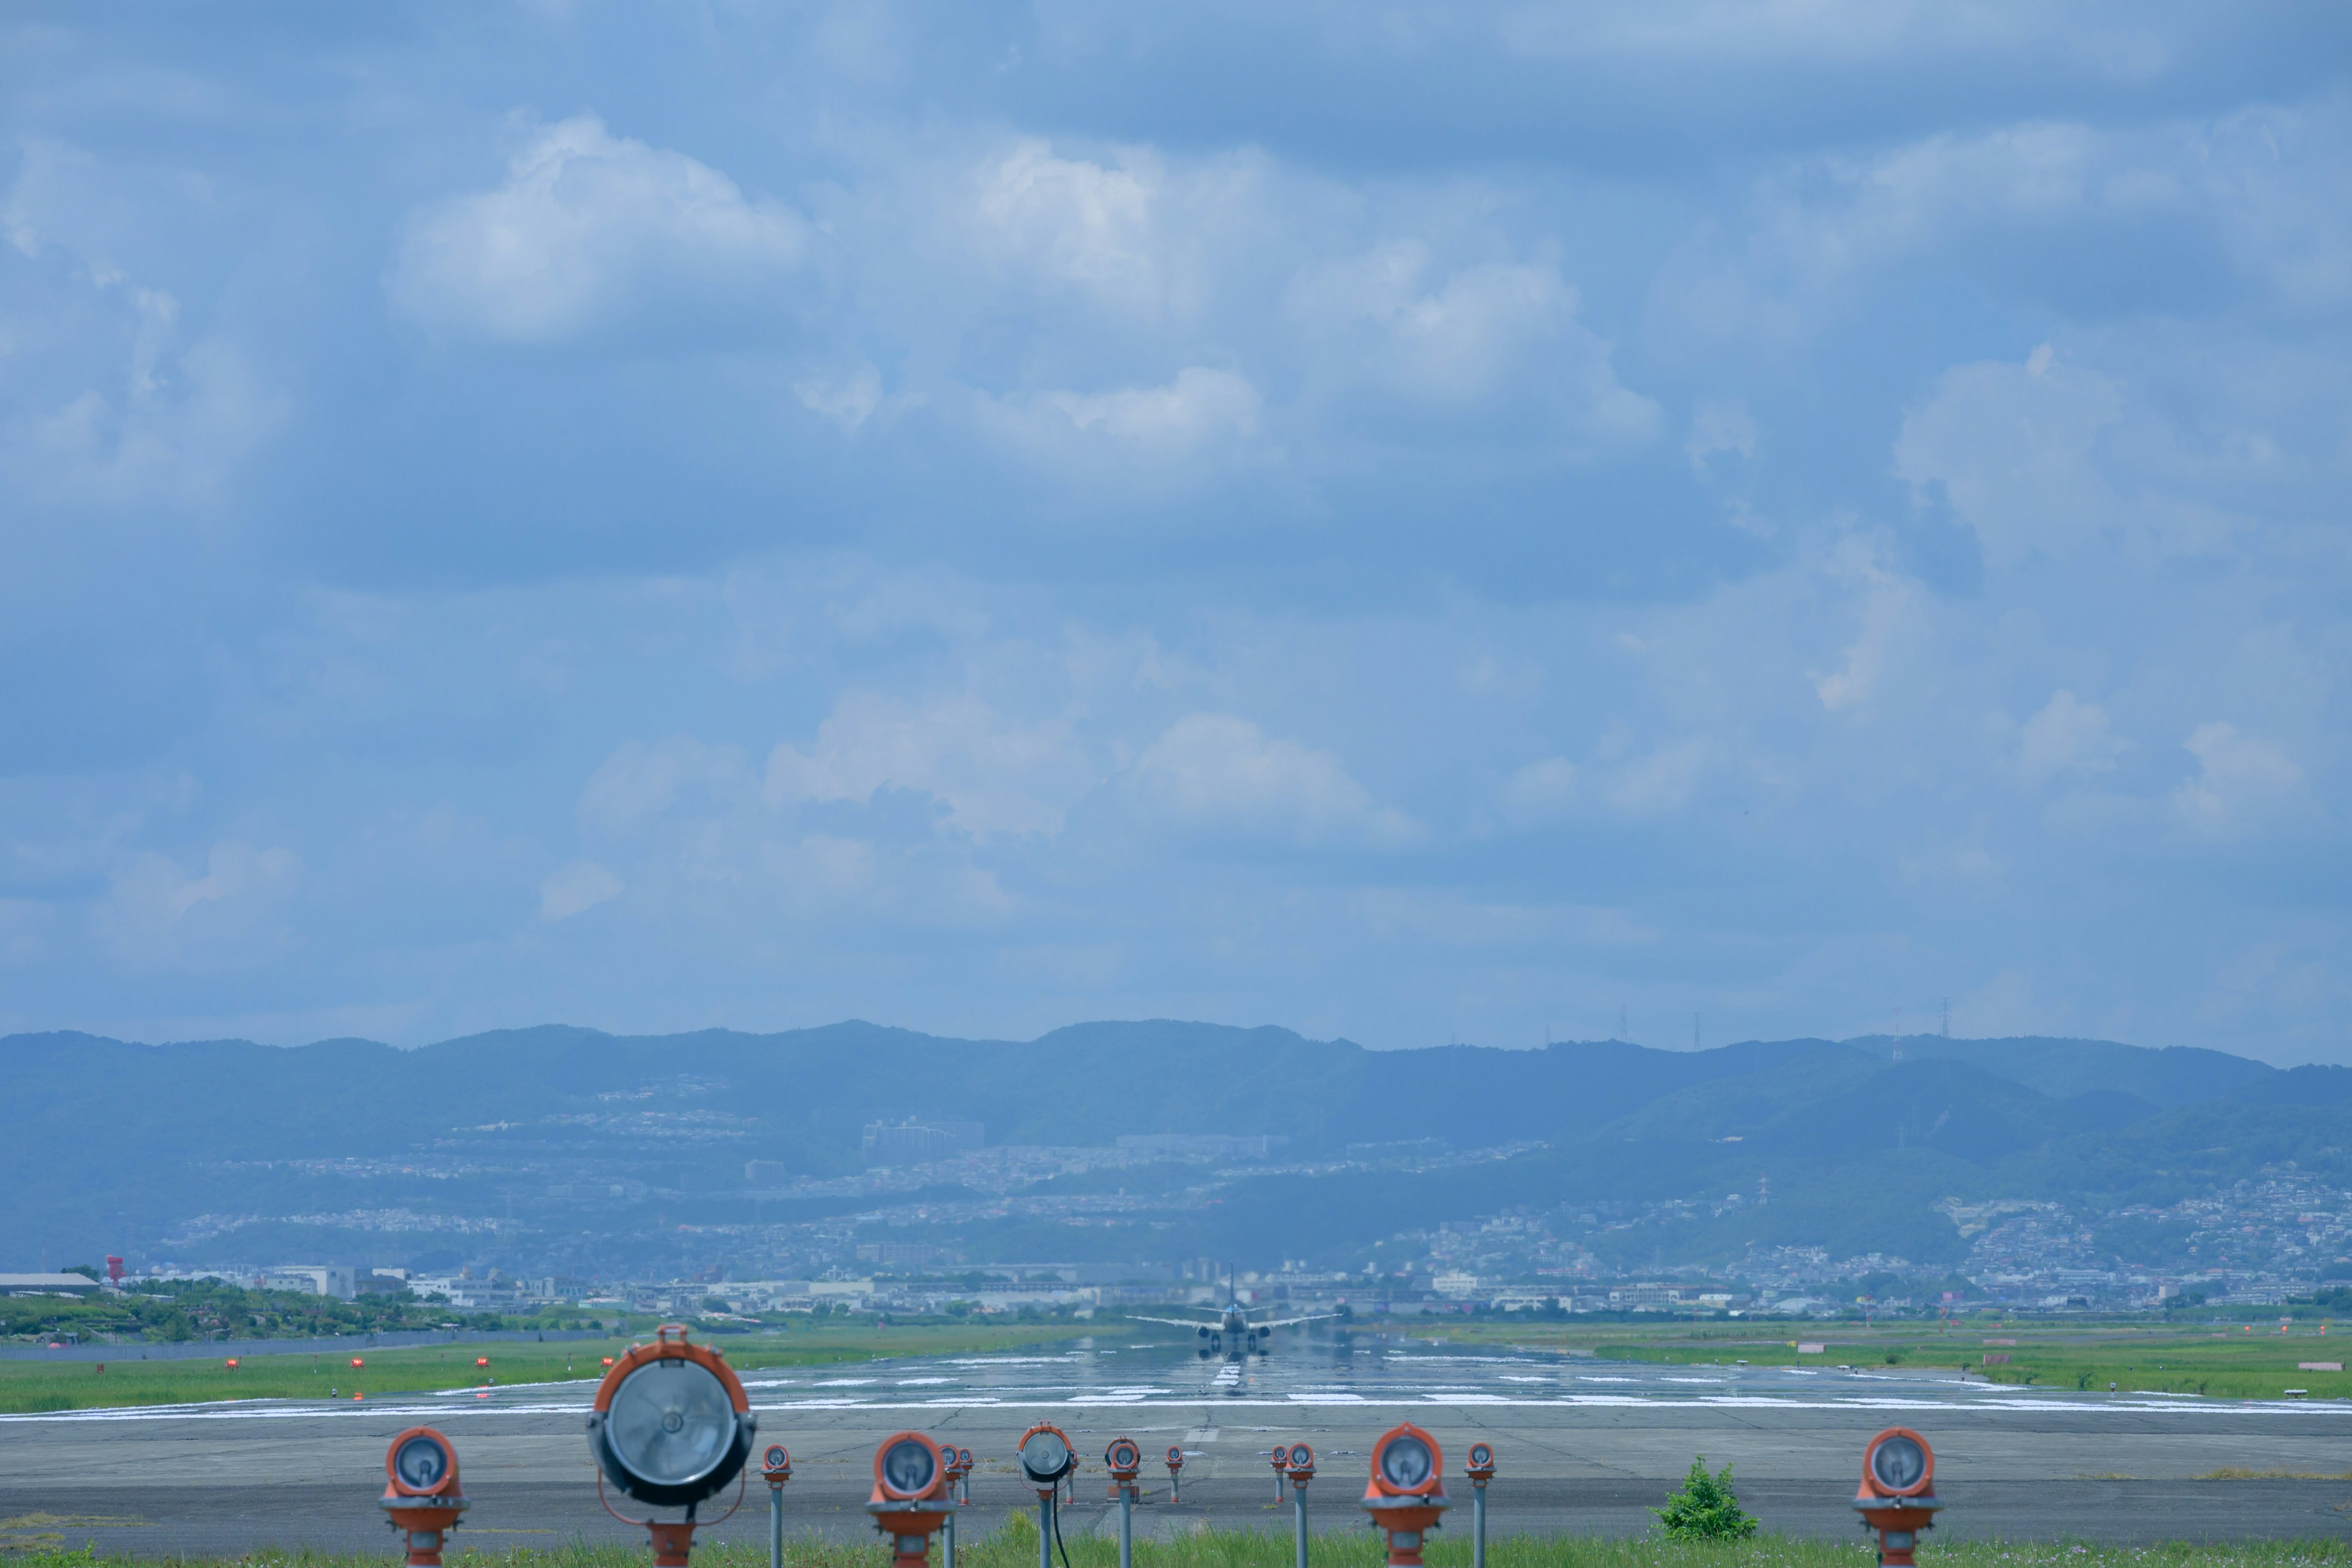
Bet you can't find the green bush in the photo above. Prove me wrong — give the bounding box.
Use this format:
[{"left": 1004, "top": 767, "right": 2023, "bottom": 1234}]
[{"left": 1653, "top": 1457, "right": 1757, "bottom": 1541}]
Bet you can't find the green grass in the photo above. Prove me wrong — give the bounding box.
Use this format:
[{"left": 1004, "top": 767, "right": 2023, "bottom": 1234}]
[
  {"left": 1419, "top": 1319, "right": 2352, "bottom": 1402},
  {"left": 10, "top": 1530, "right": 2352, "bottom": 1568},
  {"left": 0, "top": 1323, "right": 1114, "bottom": 1415}
]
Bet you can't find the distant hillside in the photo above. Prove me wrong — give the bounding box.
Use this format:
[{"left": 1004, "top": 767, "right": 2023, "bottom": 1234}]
[{"left": 2, "top": 1022, "right": 2343, "bottom": 1274}]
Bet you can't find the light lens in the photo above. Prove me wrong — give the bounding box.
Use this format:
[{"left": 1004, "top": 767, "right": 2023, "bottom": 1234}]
[
  {"left": 1470, "top": 1444, "right": 1493, "bottom": 1468},
  {"left": 394, "top": 1436, "right": 448, "bottom": 1490},
  {"left": 765, "top": 1445, "right": 790, "bottom": 1471},
  {"left": 1379, "top": 1435, "right": 1434, "bottom": 1490},
  {"left": 883, "top": 1438, "right": 937, "bottom": 1496},
  {"left": 1021, "top": 1431, "right": 1070, "bottom": 1480},
  {"left": 1871, "top": 1436, "right": 1927, "bottom": 1493},
  {"left": 605, "top": 1358, "right": 737, "bottom": 1487}
]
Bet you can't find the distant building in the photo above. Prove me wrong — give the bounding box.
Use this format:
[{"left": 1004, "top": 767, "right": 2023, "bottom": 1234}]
[
  {"left": 861, "top": 1118, "right": 984, "bottom": 1166},
  {"left": 744, "top": 1159, "right": 793, "bottom": 1186},
  {"left": 0, "top": 1273, "right": 102, "bottom": 1297},
  {"left": 1117, "top": 1133, "right": 1289, "bottom": 1159},
  {"left": 259, "top": 1265, "right": 356, "bottom": 1300},
  {"left": 855, "top": 1241, "right": 947, "bottom": 1267}
]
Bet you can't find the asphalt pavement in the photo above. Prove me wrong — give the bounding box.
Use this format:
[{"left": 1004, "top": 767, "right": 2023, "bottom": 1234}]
[{"left": 4, "top": 1334, "right": 2348, "bottom": 1556}]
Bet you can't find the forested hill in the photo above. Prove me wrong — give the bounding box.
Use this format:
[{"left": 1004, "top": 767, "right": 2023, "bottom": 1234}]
[{"left": 4, "top": 1022, "right": 2346, "bottom": 1268}]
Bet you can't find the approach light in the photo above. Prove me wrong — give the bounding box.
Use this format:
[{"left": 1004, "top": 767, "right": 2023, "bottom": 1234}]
[
  {"left": 1165, "top": 1445, "right": 1186, "bottom": 1501},
  {"left": 589, "top": 1327, "right": 755, "bottom": 1507},
  {"left": 225, "top": 1359, "right": 239, "bottom": 1370},
  {"left": 867, "top": 1432, "right": 952, "bottom": 1568},
  {"left": 1285, "top": 1443, "right": 1316, "bottom": 1483},
  {"left": 876, "top": 1433, "right": 943, "bottom": 1502},
  {"left": 477, "top": 1357, "right": 491, "bottom": 1368},
  {"left": 1853, "top": 1428, "right": 1942, "bottom": 1568},
  {"left": 380, "top": 1427, "right": 468, "bottom": 1567},
  {"left": 1866, "top": 1433, "right": 1929, "bottom": 1496},
  {"left": 763, "top": 1445, "right": 793, "bottom": 1486},
  {"left": 1017, "top": 1424, "right": 1075, "bottom": 1488},
  {"left": 1463, "top": 1442, "right": 1496, "bottom": 1568},
  {"left": 1372, "top": 1429, "right": 1439, "bottom": 1496},
  {"left": 1106, "top": 1439, "right": 1142, "bottom": 1479},
  {"left": 353, "top": 1358, "right": 366, "bottom": 1370},
  {"left": 1362, "top": 1424, "right": 1450, "bottom": 1568}
]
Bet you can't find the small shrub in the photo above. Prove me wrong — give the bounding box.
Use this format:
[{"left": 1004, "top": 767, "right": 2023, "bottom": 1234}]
[{"left": 1654, "top": 1455, "right": 1758, "bottom": 1540}]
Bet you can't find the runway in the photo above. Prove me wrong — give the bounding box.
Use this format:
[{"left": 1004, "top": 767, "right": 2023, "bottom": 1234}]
[{"left": 5, "top": 1333, "right": 2350, "bottom": 1556}]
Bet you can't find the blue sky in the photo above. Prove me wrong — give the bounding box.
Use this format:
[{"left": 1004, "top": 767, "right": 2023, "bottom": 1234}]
[{"left": 3, "top": 3, "right": 2348, "bottom": 1061}]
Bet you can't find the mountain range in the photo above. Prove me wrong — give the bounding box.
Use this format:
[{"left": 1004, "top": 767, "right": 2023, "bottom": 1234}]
[{"left": 6, "top": 1022, "right": 2346, "bottom": 1280}]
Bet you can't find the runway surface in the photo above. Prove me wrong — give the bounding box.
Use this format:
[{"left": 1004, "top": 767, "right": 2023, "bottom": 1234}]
[{"left": 6, "top": 1332, "right": 2351, "bottom": 1556}]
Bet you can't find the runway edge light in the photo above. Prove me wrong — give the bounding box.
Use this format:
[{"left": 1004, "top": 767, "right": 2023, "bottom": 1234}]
[
  {"left": 865, "top": 1430, "right": 952, "bottom": 1568},
  {"left": 1106, "top": 1438, "right": 1144, "bottom": 1568},
  {"left": 1853, "top": 1428, "right": 1941, "bottom": 1568},
  {"left": 762, "top": 1445, "right": 792, "bottom": 1568},
  {"left": 586, "top": 1324, "right": 757, "bottom": 1568},
  {"left": 1018, "top": 1424, "right": 1077, "bottom": 1568},
  {"left": 1464, "top": 1442, "right": 1496, "bottom": 1568},
  {"left": 381, "top": 1426, "right": 468, "bottom": 1568},
  {"left": 1285, "top": 1444, "right": 1317, "bottom": 1568},
  {"left": 1362, "top": 1423, "right": 1449, "bottom": 1568}
]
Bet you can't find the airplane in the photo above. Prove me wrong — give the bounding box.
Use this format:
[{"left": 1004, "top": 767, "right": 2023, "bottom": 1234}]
[{"left": 1130, "top": 1270, "right": 1337, "bottom": 1356}]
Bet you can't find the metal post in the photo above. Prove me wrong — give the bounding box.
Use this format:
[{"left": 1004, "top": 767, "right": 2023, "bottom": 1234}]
[
  {"left": 1472, "top": 1488, "right": 1486, "bottom": 1568},
  {"left": 1293, "top": 1488, "right": 1309, "bottom": 1568},
  {"left": 1119, "top": 1485, "right": 1134, "bottom": 1568},
  {"left": 943, "top": 1507, "right": 956, "bottom": 1568},
  {"left": 1038, "top": 1494, "right": 1053, "bottom": 1568},
  {"left": 768, "top": 1485, "right": 784, "bottom": 1568}
]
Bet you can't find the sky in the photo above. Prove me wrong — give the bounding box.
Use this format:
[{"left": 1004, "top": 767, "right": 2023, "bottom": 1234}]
[{"left": 2, "top": 4, "right": 2348, "bottom": 1063}]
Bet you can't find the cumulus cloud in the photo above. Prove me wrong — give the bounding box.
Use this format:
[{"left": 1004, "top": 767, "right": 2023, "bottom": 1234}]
[
  {"left": 388, "top": 114, "right": 807, "bottom": 341},
  {"left": 1895, "top": 344, "right": 2241, "bottom": 568},
  {"left": 1291, "top": 241, "right": 1660, "bottom": 447},
  {"left": 764, "top": 692, "right": 1093, "bottom": 839},
  {"left": 1128, "top": 713, "right": 1419, "bottom": 847},
  {"left": 2174, "top": 723, "right": 2306, "bottom": 835},
  {"left": 540, "top": 859, "right": 624, "bottom": 920},
  {"left": 579, "top": 737, "right": 754, "bottom": 839},
  {"left": 92, "top": 842, "right": 302, "bottom": 970},
  {"left": 2, "top": 140, "right": 287, "bottom": 506},
  {"left": 2016, "top": 690, "right": 2125, "bottom": 785},
  {"left": 1497, "top": 756, "right": 1579, "bottom": 826}
]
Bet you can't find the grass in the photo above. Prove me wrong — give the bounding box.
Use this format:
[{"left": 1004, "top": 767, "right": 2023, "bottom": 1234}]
[
  {"left": 1418, "top": 1319, "right": 2352, "bottom": 1403},
  {"left": 12, "top": 1529, "right": 2352, "bottom": 1568},
  {"left": 0, "top": 1323, "right": 1111, "bottom": 1415}
]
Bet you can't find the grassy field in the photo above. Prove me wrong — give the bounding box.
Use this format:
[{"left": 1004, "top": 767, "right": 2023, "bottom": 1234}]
[
  {"left": 9, "top": 1529, "right": 2352, "bottom": 1568},
  {"left": 0, "top": 1322, "right": 1114, "bottom": 1415},
  {"left": 1419, "top": 1319, "right": 2352, "bottom": 1402}
]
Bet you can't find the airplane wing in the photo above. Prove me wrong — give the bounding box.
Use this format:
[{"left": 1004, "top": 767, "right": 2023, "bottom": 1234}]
[
  {"left": 1244, "top": 1311, "right": 1341, "bottom": 1329},
  {"left": 1128, "top": 1314, "right": 1218, "bottom": 1330}
]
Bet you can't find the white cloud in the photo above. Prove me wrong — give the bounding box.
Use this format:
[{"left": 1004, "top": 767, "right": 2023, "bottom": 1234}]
[
  {"left": 764, "top": 692, "right": 1093, "bottom": 840},
  {"left": 540, "top": 859, "right": 624, "bottom": 921},
  {"left": 579, "top": 737, "right": 754, "bottom": 838},
  {"left": 1291, "top": 241, "right": 1660, "bottom": 447},
  {"left": 971, "top": 367, "right": 1264, "bottom": 475},
  {"left": 1811, "top": 534, "right": 1916, "bottom": 711},
  {"left": 1497, "top": 757, "right": 1578, "bottom": 825},
  {"left": 2016, "top": 690, "right": 2125, "bottom": 785},
  {"left": 388, "top": 113, "right": 807, "bottom": 342},
  {"left": 1, "top": 141, "right": 287, "bottom": 506},
  {"left": 92, "top": 841, "right": 303, "bottom": 970},
  {"left": 2174, "top": 722, "right": 2305, "bottom": 836},
  {"left": 1128, "top": 712, "right": 1419, "bottom": 847},
  {"left": 973, "top": 139, "right": 1164, "bottom": 314},
  {"left": 1895, "top": 344, "right": 2245, "bottom": 568}
]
